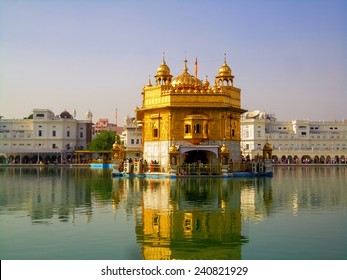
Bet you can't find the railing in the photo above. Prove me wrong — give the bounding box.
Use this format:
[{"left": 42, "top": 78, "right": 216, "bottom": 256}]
[
  {"left": 123, "top": 162, "right": 252, "bottom": 175},
  {"left": 178, "top": 164, "right": 221, "bottom": 176}
]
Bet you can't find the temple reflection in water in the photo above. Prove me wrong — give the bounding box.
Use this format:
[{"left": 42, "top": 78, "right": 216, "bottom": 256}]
[
  {"left": 112, "top": 177, "right": 273, "bottom": 260},
  {"left": 2, "top": 167, "right": 347, "bottom": 260}
]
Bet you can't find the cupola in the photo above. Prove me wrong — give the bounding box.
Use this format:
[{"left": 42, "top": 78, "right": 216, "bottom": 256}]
[
  {"left": 60, "top": 110, "right": 73, "bottom": 119},
  {"left": 155, "top": 52, "right": 172, "bottom": 85},
  {"left": 215, "top": 54, "right": 234, "bottom": 87}
]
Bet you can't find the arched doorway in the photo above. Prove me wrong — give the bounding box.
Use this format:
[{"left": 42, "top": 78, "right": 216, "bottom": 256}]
[
  {"left": 0, "top": 155, "right": 6, "bottom": 164},
  {"left": 22, "top": 155, "right": 30, "bottom": 164},
  {"left": 287, "top": 155, "right": 293, "bottom": 164},
  {"left": 341, "top": 155, "right": 346, "bottom": 164},
  {"left": 52, "top": 155, "right": 57, "bottom": 163},
  {"left": 281, "top": 155, "right": 287, "bottom": 163},
  {"left": 326, "top": 155, "right": 331, "bottom": 163},
  {"left": 334, "top": 155, "right": 339, "bottom": 164},
  {"left": 320, "top": 155, "right": 325, "bottom": 164},
  {"left": 293, "top": 155, "right": 299, "bottom": 164},
  {"left": 302, "top": 155, "right": 311, "bottom": 163},
  {"left": 15, "top": 155, "right": 21, "bottom": 164},
  {"left": 44, "top": 155, "right": 51, "bottom": 164},
  {"left": 313, "top": 155, "right": 319, "bottom": 163},
  {"left": 272, "top": 155, "right": 278, "bottom": 163},
  {"left": 184, "top": 150, "right": 209, "bottom": 164}
]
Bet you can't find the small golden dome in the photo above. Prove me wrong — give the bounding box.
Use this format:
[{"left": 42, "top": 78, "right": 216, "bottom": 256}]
[
  {"left": 203, "top": 75, "right": 210, "bottom": 88},
  {"left": 169, "top": 145, "right": 178, "bottom": 153},
  {"left": 156, "top": 61, "right": 171, "bottom": 76},
  {"left": 220, "top": 143, "right": 229, "bottom": 153},
  {"left": 263, "top": 142, "right": 272, "bottom": 150},
  {"left": 171, "top": 59, "right": 203, "bottom": 89},
  {"left": 218, "top": 55, "right": 232, "bottom": 77},
  {"left": 113, "top": 142, "right": 120, "bottom": 149},
  {"left": 215, "top": 54, "right": 233, "bottom": 78},
  {"left": 218, "top": 63, "right": 232, "bottom": 76},
  {"left": 156, "top": 52, "right": 171, "bottom": 76}
]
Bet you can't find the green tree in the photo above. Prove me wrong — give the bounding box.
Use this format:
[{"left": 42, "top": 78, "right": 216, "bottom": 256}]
[
  {"left": 24, "top": 114, "right": 33, "bottom": 119},
  {"left": 87, "top": 130, "right": 118, "bottom": 150}
]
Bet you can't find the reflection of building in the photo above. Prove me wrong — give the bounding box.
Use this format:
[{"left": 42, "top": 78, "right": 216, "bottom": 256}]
[
  {"left": 136, "top": 54, "right": 246, "bottom": 169},
  {"left": 240, "top": 178, "right": 273, "bottom": 221},
  {"left": 0, "top": 167, "right": 92, "bottom": 223},
  {"left": 241, "top": 111, "right": 347, "bottom": 163},
  {"left": 131, "top": 178, "right": 247, "bottom": 260},
  {"left": 120, "top": 116, "right": 143, "bottom": 159},
  {"left": 0, "top": 109, "right": 93, "bottom": 164}
]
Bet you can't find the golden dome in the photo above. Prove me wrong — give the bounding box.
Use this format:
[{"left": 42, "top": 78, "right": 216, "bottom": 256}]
[
  {"left": 203, "top": 75, "right": 210, "bottom": 88},
  {"left": 220, "top": 143, "right": 229, "bottom": 153},
  {"left": 169, "top": 144, "right": 178, "bottom": 153},
  {"left": 156, "top": 52, "right": 171, "bottom": 76},
  {"left": 112, "top": 142, "right": 120, "bottom": 149},
  {"left": 156, "top": 61, "right": 171, "bottom": 76},
  {"left": 263, "top": 142, "right": 272, "bottom": 150},
  {"left": 171, "top": 59, "right": 203, "bottom": 89},
  {"left": 218, "top": 55, "right": 232, "bottom": 77}
]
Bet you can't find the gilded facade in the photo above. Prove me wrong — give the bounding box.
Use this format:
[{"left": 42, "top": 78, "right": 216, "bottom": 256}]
[{"left": 136, "top": 54, "right": 247, "bottom": 169}]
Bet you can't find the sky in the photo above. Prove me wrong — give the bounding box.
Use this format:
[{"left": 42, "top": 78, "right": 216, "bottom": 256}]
[{"left": 0, "top": 0, "right": 346, "bottom": 124}]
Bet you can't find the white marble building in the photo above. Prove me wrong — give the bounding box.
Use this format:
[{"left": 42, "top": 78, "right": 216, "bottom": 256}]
[
  {"left": 241, "top": 111, "right": 347, "bottom": 163},
  {"left": 0, "top": 109, "right": 93, "bottom": 164},
  {"left": 120, "top": 116, "right": 143, "bottom": 159}
]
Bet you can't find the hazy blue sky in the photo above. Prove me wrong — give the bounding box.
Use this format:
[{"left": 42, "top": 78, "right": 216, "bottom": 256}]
[{"left": 1, "top": 0, "right": 346, "bottom": 124}]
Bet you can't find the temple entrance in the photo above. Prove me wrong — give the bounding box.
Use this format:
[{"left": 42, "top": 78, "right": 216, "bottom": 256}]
[{"left": 184, "top": 150, "right": 208, "bottom": 164}]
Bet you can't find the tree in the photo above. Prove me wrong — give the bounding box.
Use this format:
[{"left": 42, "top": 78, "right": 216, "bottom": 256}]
[
  {"left": 87, "top": 130, "right": 118, "bottom": 151},
  {"left": 24, "top": 114, "right": 33, "bottom": 119}
]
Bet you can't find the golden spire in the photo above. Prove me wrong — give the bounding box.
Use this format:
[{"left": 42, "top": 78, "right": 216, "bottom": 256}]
[
  {"left": 183, "top": 58, "right": 188, "bottom": 73},
  {"left": 162, "top": 52, "right": 166, "bottom": 64}
]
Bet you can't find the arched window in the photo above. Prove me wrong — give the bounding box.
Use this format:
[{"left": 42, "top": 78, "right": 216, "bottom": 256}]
[
  {"left": 185, "top": 124, "right": 191, "bottom": 134},
  {"left": 194, "top": 124, "right": 201, "bottom": 133}
]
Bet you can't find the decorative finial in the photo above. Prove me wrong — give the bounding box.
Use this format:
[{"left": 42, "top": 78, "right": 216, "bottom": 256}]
[
  {"left": 147, "top": 75, "right": 152, "bottom": 86},
  {"left": 162, "top": 52, "right": 166, "bottom": 64},
  {"left": 183, "top": 58, "right": 188, "bottom": 73},
  {"left": 224, "top": 53, "right": 227, "bottom": 64}
]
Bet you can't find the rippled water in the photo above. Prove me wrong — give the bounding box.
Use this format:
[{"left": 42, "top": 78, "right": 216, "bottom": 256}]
[{"left": 0, "top": 166, "right": 346, "bottom": 260}]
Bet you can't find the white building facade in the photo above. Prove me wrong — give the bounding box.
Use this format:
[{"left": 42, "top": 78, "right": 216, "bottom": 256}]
[
  {"left": 0, "top": 109, "right": 93, "bottom": 164},
  {"left": 241, "top": 111, "right": 347, "bottom": 164},
  {"left": 120, "top": 116, "right": 143, "bottom": 159}
]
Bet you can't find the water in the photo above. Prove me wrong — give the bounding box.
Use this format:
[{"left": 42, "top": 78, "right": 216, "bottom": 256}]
[{"left": 0, "top": 166, "right": 346, "bottom": 260}]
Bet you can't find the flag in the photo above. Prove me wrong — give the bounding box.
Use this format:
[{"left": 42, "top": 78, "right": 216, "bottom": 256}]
[{"left": 194, "top": 57, "right": 198, "bottom": 78}]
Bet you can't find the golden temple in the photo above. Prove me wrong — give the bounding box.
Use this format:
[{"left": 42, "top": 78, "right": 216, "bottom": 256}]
[{"left": 135, "top": 53, "right": 247, "bottom": 171}]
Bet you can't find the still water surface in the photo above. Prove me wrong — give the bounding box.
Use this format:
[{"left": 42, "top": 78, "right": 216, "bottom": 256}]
[{"left": 0, "top": 166, "right": 346, "bottom": 260}]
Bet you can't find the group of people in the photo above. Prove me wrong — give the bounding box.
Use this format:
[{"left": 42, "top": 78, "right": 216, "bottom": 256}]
[{"left": 119, "top": 158, "right": 161, "bottom": 173}]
